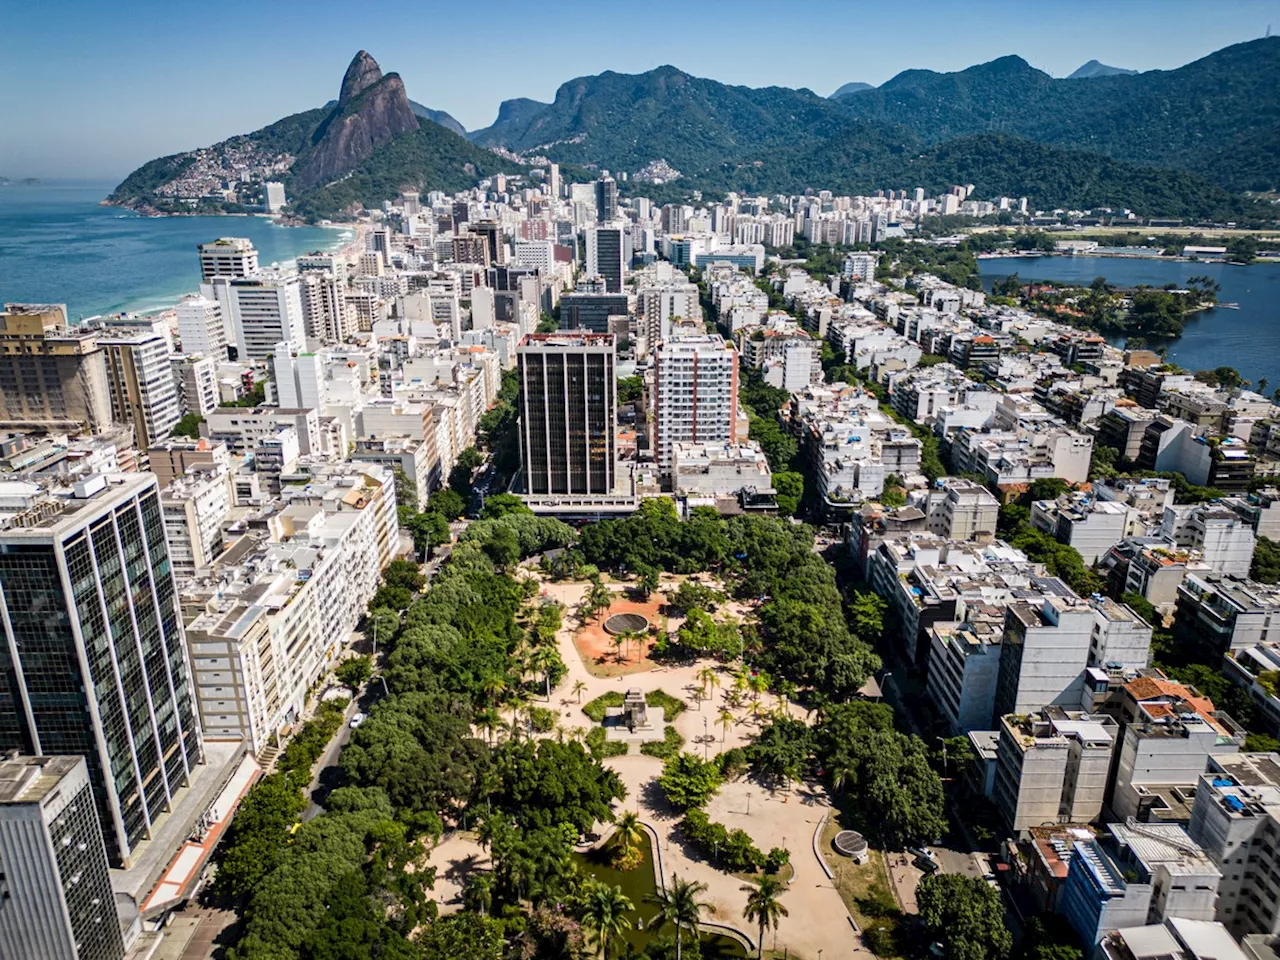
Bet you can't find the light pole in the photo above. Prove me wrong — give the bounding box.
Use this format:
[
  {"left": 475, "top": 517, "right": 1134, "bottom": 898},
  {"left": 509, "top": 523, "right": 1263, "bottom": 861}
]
[
  {"left": 377, "top": 675, "right": 389, "bottom": 698},
  {"left": 935, "top": 736, "right": 948, "bottom": 777},
  {"left": 703, "top": 717, "right": 709, "bottom": 762}
]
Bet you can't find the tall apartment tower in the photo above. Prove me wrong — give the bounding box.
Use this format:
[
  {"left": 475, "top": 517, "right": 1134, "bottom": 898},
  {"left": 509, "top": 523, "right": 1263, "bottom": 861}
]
[
  {"left": 470, "top": 221, "right": 506, "bottom": 266},
  {"left": 0, "top": 755, "right": 124, "bottom": 960},
  {"left": 228, "top": 275, "right": 306, "bottom": 359},
  {"left": 517, "top": 333, "right": 617, "bottom": 500},
  {"left": 653, "top": 335, "right": 740, "bottom": 475},
  {"left": 0, "top": 474, "right": 204, "bottom": 867},
  {"left": 197, "top": 238, "right": 259, "bottom": 282},
  {"left": 0, "top": 304, "right": 113, "bottom": 434},
  {"left": 586, "top": 225, "right": 627, "bottom": 293},
  {"left": 548, "top": 162, "right": 561, "bottom": 199},
  {"left": 175, "top": 295, "right": 227, "bottom": 358},
  {"left": 100, "top": 332, "right": 182, "bottom": 446},
  {"left": 595, "top": 175, "right": 618, "bottom": 222}
]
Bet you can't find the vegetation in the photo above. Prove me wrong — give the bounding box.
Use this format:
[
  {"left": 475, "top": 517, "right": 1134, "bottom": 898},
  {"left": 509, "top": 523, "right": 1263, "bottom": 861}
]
[
  {"left": 577, "top": 500, "right": 881, "bottom": 700},
  {"left": 658, "top": 752, "right": 725, "bottom": 810},
  {"left": 916, "top": 874, "right": 1012, "bottom": 960},
  {"left": 1253, "top": 536, "right": 1280, "bottom": 584},
  {"left": 169, "top": 413, "right": 203, "bottom": 438},
  {"left": 741, "top": 874, "right": 789, "bottom": 960},
  {"left": 682, "top": 809, "right": 765, "bottom": 873}
]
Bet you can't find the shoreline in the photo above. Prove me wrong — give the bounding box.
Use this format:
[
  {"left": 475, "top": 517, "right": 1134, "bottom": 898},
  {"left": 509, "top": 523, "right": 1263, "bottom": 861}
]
[
  {"left": 107, "top": 220, "right": 365, "bottom": 320},
  {"left": 976, "top": 250, "right": 1278, "bottom": 265}
]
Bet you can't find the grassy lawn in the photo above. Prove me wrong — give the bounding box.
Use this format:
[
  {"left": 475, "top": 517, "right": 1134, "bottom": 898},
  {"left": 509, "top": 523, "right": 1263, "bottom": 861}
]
[{"left": 820, "top": 815, "right": 906, "bottom": 959}]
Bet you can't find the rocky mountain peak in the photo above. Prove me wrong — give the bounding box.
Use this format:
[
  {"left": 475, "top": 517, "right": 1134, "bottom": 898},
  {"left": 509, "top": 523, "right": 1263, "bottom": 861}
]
[{"left": 339, "top": 50, "right": 384, "bottom": 105}]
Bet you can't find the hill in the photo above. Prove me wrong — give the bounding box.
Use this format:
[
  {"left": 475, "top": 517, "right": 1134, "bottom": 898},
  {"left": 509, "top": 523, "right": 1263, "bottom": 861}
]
[
  {"left": 836, "top": 38, "right": 1280, "bottom": 191},
  {"left": 468, "top": 65, "right": 852, "bottom": 172},
  {"left": 830, "top": 81, "right": 874, "bottom": 98},
  {"left": 410, "top": 101, "right": 466, "bottom": 136},
  {"left": 108, "top": 51, "right": 513, "bottom": 219},
  {"left": 1067, "top": 59, "right": 1137, "bottom": 79}
]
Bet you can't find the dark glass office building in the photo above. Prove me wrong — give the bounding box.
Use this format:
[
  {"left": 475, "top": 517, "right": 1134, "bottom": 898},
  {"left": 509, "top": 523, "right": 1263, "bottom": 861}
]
[
  {"left": 0, "top": 474, "right": 202, "bottom": 867},
  {"left": 518, "top": 333, "right": 617, "bottom": 498}
]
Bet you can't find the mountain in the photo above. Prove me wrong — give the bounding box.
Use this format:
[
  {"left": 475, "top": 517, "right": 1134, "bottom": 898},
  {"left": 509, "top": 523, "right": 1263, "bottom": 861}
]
[
  {"left": 409, "top": 101, "right": 466, "bottom": 136},
  {"left": 290, "top": 52, "right": 419, "bottom": 193},
  {"left": 830, "top": 81, "right": 874, "bottom": 98},
  {"left": 109, "top": 51, "right": 516, "bottom": 219},
  {"left": 1067, "top": 59, "right": 1137, "bottom": 79},
  {"left": 467, "top": 98, "right": 553, "bottom": 146},
  {"left": 468, "top": 65, "right": 850, "bottom": 173},
  {"left": 835, "top": 38, "right": 1280, "bottom": 191}
]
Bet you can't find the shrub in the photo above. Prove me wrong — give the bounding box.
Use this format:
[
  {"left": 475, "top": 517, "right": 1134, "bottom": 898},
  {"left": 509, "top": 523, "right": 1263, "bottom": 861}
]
[
  {"left": 680, "top": 810, "right": 763, "bottom": 872},
  {"left": 640, "top": 725, "right": 685, "bottom": 759},
  {"left": 585, "top": 726, "right": 629, "bottom": 759},
  {"left": 527, "top": 706, "right": 556, "bottom": 733},
  {"left": 765, "top": 847, "right": 791, "bottom": 874},
  {"left": 718, "top": 747, "right": 748, "bottom": 780},
  {"left": 645, "top": 689, "right": 687, "bottom": 718},
  {"left": 583, "top": 691, "right": 624, "bottom": 723},
  {"left": 658, "top": 753, "right": 724, "bottom": 810}
]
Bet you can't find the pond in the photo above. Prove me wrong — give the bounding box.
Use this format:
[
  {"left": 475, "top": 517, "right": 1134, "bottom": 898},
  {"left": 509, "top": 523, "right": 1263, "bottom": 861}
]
[{"left": 572, "top": 834, "right": 749, "bottom": 958}]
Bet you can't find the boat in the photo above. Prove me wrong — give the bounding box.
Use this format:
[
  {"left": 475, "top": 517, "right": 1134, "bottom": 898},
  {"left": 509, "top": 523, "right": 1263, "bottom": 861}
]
[{"left": 1217, "top": 302, "right": 1241, "bottom": 309}]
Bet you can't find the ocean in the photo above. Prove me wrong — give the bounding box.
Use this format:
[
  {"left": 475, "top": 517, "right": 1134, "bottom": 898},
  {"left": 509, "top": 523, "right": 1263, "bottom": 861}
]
[
  {"left": 0, "top": 179, "right": 352, "bottom": 319},
  {"left": 979, "top": 254, "right": 1280, "bottom": 390}
]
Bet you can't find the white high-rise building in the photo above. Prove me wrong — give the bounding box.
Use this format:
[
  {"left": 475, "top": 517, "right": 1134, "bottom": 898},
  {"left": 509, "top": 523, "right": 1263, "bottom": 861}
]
[
  {"left": 229, "top": 276, "right": 305, "bottom": 359},
  {"left": 100, "top": 332, "right": 182, "bottom": 446},
  {"left": 263, "top": 182, "right": 286, "bottom": 213},
  {"left": 653, "top": 335, "right": 739, "bottom": 475},
  {"left": 514, "top": 239, "right": 556, "bottom": 273},
  {"left": 638, "top": 280, "right": 700, "bottom": 344},
  {"left": 171, "top": 354, "right": 220, "bottom": 418},
  {"left": 176, "top": 295, "right": 227, "bottom": 358},
  {"left": 0, "top": 755, "right": 124, "bottom": 960},
  {"left": 197, "top": 237, "right": 259, "bottom": 282},
  {"left": 298, "top": 272, "right": 350, "bottom": 343},
  {"left": 274, "top": 342, "right": 326, "bottom": 411}
]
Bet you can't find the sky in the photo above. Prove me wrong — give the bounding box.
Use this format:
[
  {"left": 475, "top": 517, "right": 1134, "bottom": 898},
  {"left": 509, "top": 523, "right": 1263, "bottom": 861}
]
[{"left": 1, "top": 0, "right": 1276, "bottom": 180}]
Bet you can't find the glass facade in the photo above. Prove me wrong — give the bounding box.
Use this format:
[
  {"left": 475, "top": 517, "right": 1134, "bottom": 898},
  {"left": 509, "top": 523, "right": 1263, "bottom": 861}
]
[
  {"left": 52, "top": 779, "right": 126, "bottom": 960},
  {"left": 0, "top": 482, "right": 201, "bottom": 865}
]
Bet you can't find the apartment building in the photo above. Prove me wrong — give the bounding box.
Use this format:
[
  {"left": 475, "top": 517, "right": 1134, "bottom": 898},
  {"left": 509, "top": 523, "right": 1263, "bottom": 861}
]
[
  {"left": 0, "top": 304, "right": 113, "bottom": 434},
  {"left": 653, "top": 335, "right": 739, "bottom": 476}
]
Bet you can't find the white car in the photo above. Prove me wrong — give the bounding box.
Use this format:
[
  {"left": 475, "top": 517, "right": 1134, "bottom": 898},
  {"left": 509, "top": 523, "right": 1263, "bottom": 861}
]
[{"left": 349, "top": 712, "right": 366, "bottom": 729}]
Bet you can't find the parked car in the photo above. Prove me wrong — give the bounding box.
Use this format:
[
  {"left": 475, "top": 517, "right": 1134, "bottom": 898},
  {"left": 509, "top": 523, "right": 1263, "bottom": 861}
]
[
  {"left": 907, "top": 844, "right": 936, "bottom": 863},
  {"left": 914, "top": 855, "right": 940, "bottom": 874},
  {"left": 349, "top": 712, "right": 366, "bottom": 729}
]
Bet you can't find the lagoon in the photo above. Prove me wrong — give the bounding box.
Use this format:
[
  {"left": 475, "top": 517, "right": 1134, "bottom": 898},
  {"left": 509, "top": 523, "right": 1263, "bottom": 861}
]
[{"left": 978, "top": 255, "right": 1280, "bottom": 389}]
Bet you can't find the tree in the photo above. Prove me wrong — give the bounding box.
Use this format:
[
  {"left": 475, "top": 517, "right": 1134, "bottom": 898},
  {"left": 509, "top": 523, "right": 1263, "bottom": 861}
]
[
  {"left": 741, "top": 874, "right": 789, "bottom": 960},
  {"left": 612, "top": 810, "right": 645, "bottom": 869},
  {"left": 667, "top": 580, "right": 722, "bottom": 615},
  {"left": 170, "top": 413, "right": 203, "bottom": 438},
  {"left": 449, "top": 446, "right": 484, "bottom": 496},
  {"left": 917, "top": 874, "right": 1012, "bottom": 960},
  {"left": 1253, "top": 536, "right": 1280, "bottom": 584},
  {"left": 647, "top": 875, "right": 711, "bottom": 960},
  {"left": 657, "top": 752, "right": 724, "bottom": 810},
  {"left": 480, "top": 493, "right": 531, "bottom": 520},
  {"left": 482, "top": 522, "right": 521, "bottom": 569},
  {"left": 335, "top": 655, "right": 372, "bottom": 689},
  {"left": 618, "top": 375, "right": 644, "bottom": 404},
  {"left": 584, "top": 578, "right": 614, "bottom": 620},
  {"left": 773, "top": 471, "right": 804, "bottom": 517},
  {"left": 581, "top": 881, "right": 634, "bottom": 960},
  {"left": 573, "top": 679, "right": 588, "bottom": 703},
  {"left": 747, "top": 717, "right": 812, "bottom": 787},
  {"left": 427, "top": 487, "right": 466, "bottom": 520},
  {"left": 635, "top": 562, "right": 661, "bottom": 598},
  {"left": 420, "top": 913, "right": 505, "bottom": 960},
  {"left": 1016, "top": 917, "right": 1083, "bottom": 960},
  {"left": 718, "top": 708, "right": 735, "bottom": 744}
]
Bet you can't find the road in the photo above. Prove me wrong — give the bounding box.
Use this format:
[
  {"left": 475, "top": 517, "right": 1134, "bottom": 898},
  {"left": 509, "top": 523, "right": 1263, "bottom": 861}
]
[{"left": 302, "top": 696, "right": 359, "bottom": 821}]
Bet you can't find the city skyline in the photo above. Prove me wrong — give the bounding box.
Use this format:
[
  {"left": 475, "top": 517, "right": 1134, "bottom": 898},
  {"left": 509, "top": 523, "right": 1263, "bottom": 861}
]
[{"left": 1, "top": 0, "right": 1274, "bottom": 179}]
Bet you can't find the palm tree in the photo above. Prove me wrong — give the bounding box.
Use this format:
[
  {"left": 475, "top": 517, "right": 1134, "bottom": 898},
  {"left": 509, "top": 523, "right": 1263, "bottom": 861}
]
[
  {"left": 573, "top": 679, "right": 588, "bottom": 703},
  {"left": 749, "top": 673, "right": 768, "bottom": 702},
  {"left": 531, "top": 645, "right": 560, "bottom": 700},
  {"left": 613, "top": 810, "right": 644, "bottom": 858},
  {"left": 474, "top": 707, "right": 501, "bottom": 745},
  {"left": 646, "top": 874, "right": 711, "bottom": 960},
  {"left": 697, "top": 667, "right": 720, "bottom": 706},
  {"left": 639, "top": 566, "right": 660, "bottom": 598},
  {"left": 582, "top": 881, "right": 634, "bottom": 960},
  {"left": 482, "top": 675, "right": 508, "bottom": 706},
  {"left": 741, "top": 874, "right": 789, "bottom": 960},
  {"left": 612, "top": 632, "right": 627, "bottom": 663},
  {"left": 718, "top": 708, "right": 735, "bottom": 744}
]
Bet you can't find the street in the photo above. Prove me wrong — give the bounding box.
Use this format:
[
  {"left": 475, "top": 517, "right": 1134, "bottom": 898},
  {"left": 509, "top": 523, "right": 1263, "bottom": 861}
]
[{"left": 302, "top": 696, "right": 359, "bottom": 821}]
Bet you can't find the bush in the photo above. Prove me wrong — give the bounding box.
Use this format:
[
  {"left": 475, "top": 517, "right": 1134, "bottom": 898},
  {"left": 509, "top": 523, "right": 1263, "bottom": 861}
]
[
  {"left": 718, "top": 747, "right": 748, "bottom": 780},
  {"left": 765, "top": 847, "right": 791, "bottom": 874},
  {"left": 583, "top": 691, "right": 624, "bottom": 723},
  {"left": 585, "top": 725, "right": 629, "bottom": 759},
  {"left": 658, "top": 753, "right": 724, "bottom": 810},
  {"left": 645, "top": 689, "right": 687, "bottom": 718},
  {"left": 681, "top": 810, "right": 763, "bottom": 871},
  {"left": 527, "top": 706, "right": 557, "bottom": 733},
  {"left": 640, "top": 725, "right": 685, "bottom": 759}
]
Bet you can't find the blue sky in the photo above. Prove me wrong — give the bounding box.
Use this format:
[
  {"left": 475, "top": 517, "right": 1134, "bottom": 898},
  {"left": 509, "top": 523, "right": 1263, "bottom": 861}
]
[{"left": 1, "top": 0, "right": 1275, "bottom": 179}]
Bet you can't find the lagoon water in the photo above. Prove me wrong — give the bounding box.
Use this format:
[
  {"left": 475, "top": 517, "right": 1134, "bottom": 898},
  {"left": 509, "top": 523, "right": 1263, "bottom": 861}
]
[
  {"left": 0, "top": 179, "right": 349, "bottom": 319},
  {"left": 979, "top": 254, "right": 1280, "bottom": 389}
]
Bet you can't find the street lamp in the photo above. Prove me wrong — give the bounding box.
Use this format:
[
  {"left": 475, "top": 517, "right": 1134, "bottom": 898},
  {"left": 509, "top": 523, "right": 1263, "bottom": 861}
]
[
  {"left": 703, "top": 717, "right": 709, "bottom": 762},
  {"left": 377, "top": 675, "right": 389, "bottom": 698}
]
